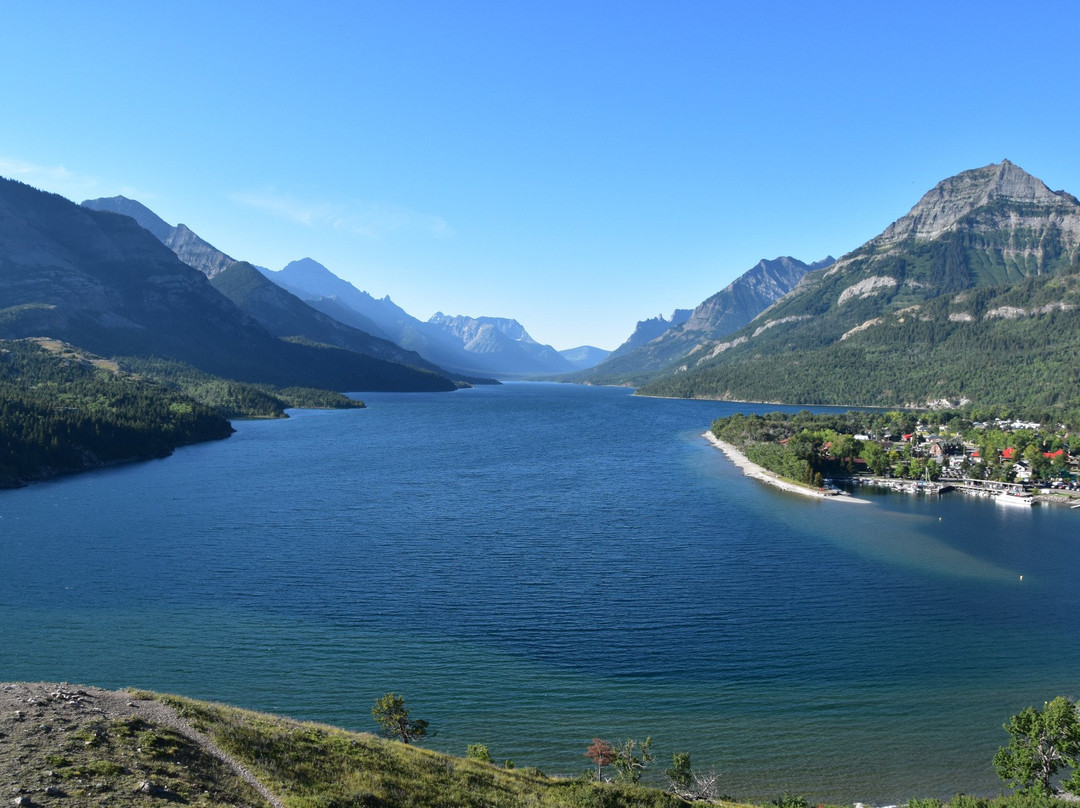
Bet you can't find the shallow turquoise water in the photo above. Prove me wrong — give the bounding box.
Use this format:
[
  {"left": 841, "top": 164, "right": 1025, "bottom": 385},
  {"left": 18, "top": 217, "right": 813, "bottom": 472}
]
[{"left": 1, "top": 382, "right": 1077, "bottom": 803}]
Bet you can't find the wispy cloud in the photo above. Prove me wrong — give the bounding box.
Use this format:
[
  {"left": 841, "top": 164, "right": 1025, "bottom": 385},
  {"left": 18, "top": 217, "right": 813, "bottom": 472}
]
[
  {"left": 0, "top": 157, "right": 99, "bottom": 197},
  {"left": 231, "top": 188, "right": 453, "bottom": 240},
  {"left": 0, "top": 156, "right": 160, "bottom": 206}
]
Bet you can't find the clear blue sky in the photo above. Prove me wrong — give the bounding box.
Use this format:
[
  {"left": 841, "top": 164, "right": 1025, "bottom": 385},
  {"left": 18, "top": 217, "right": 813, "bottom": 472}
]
[{"left": 4, "top": 1, "right": 1079, "bottom": 350}]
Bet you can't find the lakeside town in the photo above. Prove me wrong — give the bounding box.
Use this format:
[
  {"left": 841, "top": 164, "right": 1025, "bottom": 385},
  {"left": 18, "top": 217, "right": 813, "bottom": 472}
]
[{"left": 709, "top": 409, "right": 1080, "bottom": 506}]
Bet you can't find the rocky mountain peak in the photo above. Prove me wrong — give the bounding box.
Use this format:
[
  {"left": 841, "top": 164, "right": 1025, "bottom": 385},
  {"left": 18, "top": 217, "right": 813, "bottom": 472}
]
[
  {"left": 428, "top": 313, "right": 535, "bottom": 344},
  {"left": 82, "top": 195, "right": 173, "bottom": 242},
  {"left": 878, "top": 160, "right": 1080, "bottom": 244}
]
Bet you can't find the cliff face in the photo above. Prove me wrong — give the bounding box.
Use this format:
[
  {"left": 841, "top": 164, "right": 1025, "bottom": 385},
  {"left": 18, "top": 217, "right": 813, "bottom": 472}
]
[
  {"left": 426, "top": 313, "right": 574, "bottom": 375},
  {"left": 605, "top": 309, "right": 692, "bottom": 361},
  {"left": 681, "top": 256, "right": 828, "bottom": 336},
  {"left": 164, "top": 223, "right": 235, "bottom": 277},
  {"left": 878, "top": 160, "right": 1080, "bottom": 245}
]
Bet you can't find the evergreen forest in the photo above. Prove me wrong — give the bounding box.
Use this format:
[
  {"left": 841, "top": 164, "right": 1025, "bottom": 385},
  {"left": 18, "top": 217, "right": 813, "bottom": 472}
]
[{"left": 0, "top": 339, "right": 363, "bottom": 487}]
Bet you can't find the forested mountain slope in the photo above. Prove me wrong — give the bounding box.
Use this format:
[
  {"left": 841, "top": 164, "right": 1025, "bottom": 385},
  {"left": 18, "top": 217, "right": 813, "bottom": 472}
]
[
  {"left": 638, "top": 161, "right": 1080, "bottom": 409},
  {"left": 0, "top": 339, "right": 233, "bottom": 487}
]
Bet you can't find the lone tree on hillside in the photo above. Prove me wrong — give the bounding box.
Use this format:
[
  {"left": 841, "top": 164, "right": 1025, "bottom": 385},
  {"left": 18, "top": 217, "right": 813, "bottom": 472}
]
[
  {"left": 585, "top": 738, "right": 618, "bottom": 781},
  {"left": 371, "top": 692, "right": 429, "bottom": 744},
  {"left": 993, "top": 696, "right": 1080, "bottom": 795},
  {"left": 665, "top": 752, "right": 722, "bottom": 802}
]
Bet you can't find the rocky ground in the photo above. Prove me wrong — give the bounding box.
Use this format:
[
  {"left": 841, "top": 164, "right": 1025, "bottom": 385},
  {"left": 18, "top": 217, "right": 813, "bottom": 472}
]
[{"left": 0, "top": 682, "right": 282, "bottom": 807}]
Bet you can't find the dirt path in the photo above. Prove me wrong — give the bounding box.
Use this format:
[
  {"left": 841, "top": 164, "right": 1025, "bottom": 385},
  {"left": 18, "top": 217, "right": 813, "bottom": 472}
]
[{"left": 1, "top": 681, "right": 286, "bottom": 807}]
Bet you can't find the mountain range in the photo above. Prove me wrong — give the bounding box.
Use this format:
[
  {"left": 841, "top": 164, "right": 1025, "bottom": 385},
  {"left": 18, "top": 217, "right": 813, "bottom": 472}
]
[
  {"left": 81, "top": 198, "right": 596, "bottom": 380},
  {"left": 635, "top": 160, "right": 1080, "bottom": 409},
  {"left": 6, "top": 158, "right": 1079, "bottom": 412},
  {"left": 0, "top": 179, "right": 455, "bottom": 392},
  {"left": 82, "top": 195, "right": 237, "bottom": 277},
  {"left": 574, "top": 256, "right": 832, "bottom": 385},
  {"left": 259, "top": 259, "right": 592, "bottom": 378}
]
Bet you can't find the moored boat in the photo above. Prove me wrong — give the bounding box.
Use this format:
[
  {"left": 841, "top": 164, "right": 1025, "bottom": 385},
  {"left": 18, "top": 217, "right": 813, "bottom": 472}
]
[{"left": 995, "top": 491, "right": 1034, "bottom": 507}]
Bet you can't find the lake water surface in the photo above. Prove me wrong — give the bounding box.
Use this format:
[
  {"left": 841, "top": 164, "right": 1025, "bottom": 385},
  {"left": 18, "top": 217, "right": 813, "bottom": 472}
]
[{"left": 2, "top": 382, "right": 1077, "bottom": 803}]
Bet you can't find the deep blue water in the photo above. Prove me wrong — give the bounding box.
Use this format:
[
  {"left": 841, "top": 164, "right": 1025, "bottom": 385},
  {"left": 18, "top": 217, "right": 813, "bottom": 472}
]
[{"left": 2, "top": 382, "right": 1078, "bottom": 803}]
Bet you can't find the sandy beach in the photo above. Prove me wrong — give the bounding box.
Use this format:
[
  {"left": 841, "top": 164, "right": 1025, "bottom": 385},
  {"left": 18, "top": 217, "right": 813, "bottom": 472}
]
[{"left": 703, "top": 432, "right": 871, "bottom": 504}]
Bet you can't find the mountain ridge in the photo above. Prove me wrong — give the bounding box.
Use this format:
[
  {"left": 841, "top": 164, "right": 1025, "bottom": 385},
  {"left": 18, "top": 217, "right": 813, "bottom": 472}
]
[
  {"left": 575, "top": 255, "right": 828, "bottom": 385},
  {"left": 262, "top": 258, "right": 591, "bottom": 378},
  {"left": 426, "top": 312, "right": 575, "bottom": 375},
  {"left": 637, "top": 160, "right": 1080, "bottom": 408},
  {"left": 82, "top": 195, "right": 237, "bottom": 278},
  {"left": 2, "top": 178, "right": 456, "bottom": 392},
  {"left": 209, "top": 262, "right": 459, "bottom": 378}
]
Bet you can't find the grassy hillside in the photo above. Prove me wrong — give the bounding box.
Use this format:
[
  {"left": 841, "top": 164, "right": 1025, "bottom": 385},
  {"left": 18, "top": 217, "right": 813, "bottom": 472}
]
[
  {"left": 165, "top": 695, "right": 697, "bottom": 808},
  {"left": 4, "top": 684, "right": 1079, "bottom": 808},
  {"left": 0, "top": 684, "right": 697, "bottom": 808}
]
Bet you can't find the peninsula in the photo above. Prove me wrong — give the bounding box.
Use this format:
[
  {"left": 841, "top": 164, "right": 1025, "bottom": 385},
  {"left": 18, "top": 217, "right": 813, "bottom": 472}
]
[{"left": 703, "top": 431, "right": 869, "bottom": 503}]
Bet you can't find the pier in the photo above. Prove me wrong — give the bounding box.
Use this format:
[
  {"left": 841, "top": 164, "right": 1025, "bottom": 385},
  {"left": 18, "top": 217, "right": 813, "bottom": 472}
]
[{"left": 850, "top": 475, "right": 1080, "bottom": 505}]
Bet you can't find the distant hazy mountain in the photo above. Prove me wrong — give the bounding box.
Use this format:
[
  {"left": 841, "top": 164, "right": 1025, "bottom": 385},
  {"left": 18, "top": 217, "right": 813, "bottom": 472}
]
[
  {"left": 638, "top": 160, "right": 1080, "bottom": 408},
  {"left": 426, "top": 313, "right": 575, "bottom": 376},
  {"left": 209, "top": 262, "right": 456, "bottom": 376},
  {"left": 559, "top": 345, "right": 610, "bottom": 370},
  {"left": 82, "top": 196, "right": 235, "bottom": 277},
  {"left": 2, "top": 179, "right": 455, "bottom": 392},
  {"left": 606, "top": 309, "right": 692, "bottom": 361},
  {"left": 261, "top": 258, "right": 566, "bottom": 379},
  {"left": 260, "top": 259, "right": 465, "bottom": 365},
  {"left": 577, "top": 256, "right": 827, "bottom": 385}
]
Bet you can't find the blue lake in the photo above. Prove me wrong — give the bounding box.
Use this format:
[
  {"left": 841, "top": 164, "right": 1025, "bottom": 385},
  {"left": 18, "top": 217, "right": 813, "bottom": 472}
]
[{"left": 1, "top": 382, "right": 1077, "bottom": 803}]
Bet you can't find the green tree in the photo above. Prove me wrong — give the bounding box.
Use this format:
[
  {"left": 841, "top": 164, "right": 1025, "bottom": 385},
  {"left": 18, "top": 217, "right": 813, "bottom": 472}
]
[
  {"left": 371, "top": 692, "right": 429, "bottom": 744},
  {"left": 832, "top": 434, "right": 863, "bottom": 473},
  {"left": 665, "top": 752, "right": 693, "bottom": 793},
  {"left": 993, "top": 696, "right": 1080, "bottom": 795},
  {"left": 863, "top": 442, "right": 889, "bottom": 476},
  {"left": 665, "top": 751, "right": 721, "bottom": 801},
  {"left": 613, "top": 736, "right": 654, "bottom": 783},
  {"left": 466, "top": 743, "right": 493, "bottom": 764}
]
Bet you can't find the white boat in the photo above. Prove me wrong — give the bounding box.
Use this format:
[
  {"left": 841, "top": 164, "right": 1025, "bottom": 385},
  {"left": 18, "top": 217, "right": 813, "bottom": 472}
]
[{"left": 995, "top": 491, "right": 1034, "bottom": 507}]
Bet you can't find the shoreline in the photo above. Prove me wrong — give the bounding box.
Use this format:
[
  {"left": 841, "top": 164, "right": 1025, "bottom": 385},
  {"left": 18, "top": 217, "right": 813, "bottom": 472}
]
[{"left": 703, "top": 431, "right": 872, "bottom": 504}]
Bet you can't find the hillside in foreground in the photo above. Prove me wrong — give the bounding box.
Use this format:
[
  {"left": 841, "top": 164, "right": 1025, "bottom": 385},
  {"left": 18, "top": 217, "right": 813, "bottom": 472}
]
[
  {"left": 0, "top": 683, "right": 696, "bottom": 808},
  {"left": 5, "top": 682, "right": 1080, "bottom": 808}
]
